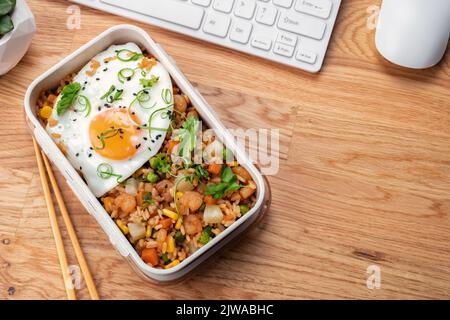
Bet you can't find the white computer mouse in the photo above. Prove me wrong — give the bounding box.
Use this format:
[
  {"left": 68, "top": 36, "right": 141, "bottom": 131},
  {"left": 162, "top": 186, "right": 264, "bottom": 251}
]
[{"left": 375, "top": 0, "right": 450, "bottom": 69}]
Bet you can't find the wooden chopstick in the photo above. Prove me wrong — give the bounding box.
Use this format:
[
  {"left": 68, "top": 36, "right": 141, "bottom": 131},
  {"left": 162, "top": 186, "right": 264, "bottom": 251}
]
[
  {"left": 41, "top": 151, "right": 100, "bottom": 300},
  {"left": 33, "top": 138, "right": 100, "bottom": 300},
  {"left": 33, "top": 138, "right": 76, "bottom": 300}
]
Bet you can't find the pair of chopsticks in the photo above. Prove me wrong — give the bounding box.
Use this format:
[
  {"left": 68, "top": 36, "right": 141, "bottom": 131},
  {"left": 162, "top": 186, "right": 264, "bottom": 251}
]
[{"left": 32, "top": 138, "right": 99, "bottom": 300}]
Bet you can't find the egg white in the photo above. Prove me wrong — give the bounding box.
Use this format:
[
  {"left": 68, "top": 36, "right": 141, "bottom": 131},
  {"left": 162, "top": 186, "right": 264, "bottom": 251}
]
[{"left": 46, "top": 43, "right": 173, "bottom": 197}]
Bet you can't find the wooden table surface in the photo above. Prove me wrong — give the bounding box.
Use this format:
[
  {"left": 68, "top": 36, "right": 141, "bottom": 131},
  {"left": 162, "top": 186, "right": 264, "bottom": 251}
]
[{"left": 0, "top": 0, "right": 449, "bottom": 300}]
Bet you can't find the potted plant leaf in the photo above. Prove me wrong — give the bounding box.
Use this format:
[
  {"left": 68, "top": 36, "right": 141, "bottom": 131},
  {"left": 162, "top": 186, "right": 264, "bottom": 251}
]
[
  {"left": 0, "top": 0, "right": 35, "bottom": 75},
  {"left": 0, "top": 0, "right": 16, "bottom": 39}
]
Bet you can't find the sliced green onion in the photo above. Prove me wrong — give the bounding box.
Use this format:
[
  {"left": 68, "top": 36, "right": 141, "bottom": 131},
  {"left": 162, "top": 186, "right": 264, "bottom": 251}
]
[
  {"left": 118, "top": 68, "right": 135, "bottom": 83},
  {"left": 75, "top": 95, "right": 91, "bottom": 117},
  {"left": 100, "top": 85, "right": 115, "bottom": 100},
  {"left": 116, "top": 49, "right": 143, "bottom": 62},
  {"left": 94, "top": 128, "right": 121, "bottom": 150},
  {"left": 97, "top": 163, "right": 122, "bottom": 182}
]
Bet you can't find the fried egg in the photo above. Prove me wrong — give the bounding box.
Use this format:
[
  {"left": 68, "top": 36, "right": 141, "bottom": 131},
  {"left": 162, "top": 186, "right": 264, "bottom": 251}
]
[{"left": 46, "top": 43, "right": 173, "bottom": 197}]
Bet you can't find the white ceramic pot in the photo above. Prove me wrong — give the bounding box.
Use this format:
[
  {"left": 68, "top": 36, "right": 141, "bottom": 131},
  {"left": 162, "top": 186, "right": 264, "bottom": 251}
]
[{"left": 0, "top": 0, "right": 36, "bottom": 76}]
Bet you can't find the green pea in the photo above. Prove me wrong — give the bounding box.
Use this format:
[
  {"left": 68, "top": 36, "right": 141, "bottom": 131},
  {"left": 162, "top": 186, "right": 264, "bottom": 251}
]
[
  {"left": 240, "top": 204, "right": 250, "bottom": 215},
  {"left": 147, "top": 172, "right": 159, "bottom": 183},
  {"left": 149, "top": 157, "right": 158, "bottom": 169}
]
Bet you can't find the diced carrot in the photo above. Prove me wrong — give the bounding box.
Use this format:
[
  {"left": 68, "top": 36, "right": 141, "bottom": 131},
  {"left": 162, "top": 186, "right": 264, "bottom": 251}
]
[
  {"left": 141, "top": 248, "right": 159, "bottom": 266},
  {"left": 47, "top": 117, "right": 58, "bottom": 127},
  {"left": 159, "top": 218, "right": 173, "bottom": 229},
  {"left": 208, "top": 163, "right": 222, "bottom": 175},
  {"left": 204, "top": 194, "right": 217, "bottom": 205},
  {"left": 136, "top": 191, "right": 144, "bottom": 206},
  {"left": 167, "top": 140, "right": 179, "bottom": 155},
  {"left": 47, "top": 94, "right": 57, "bottom": 105}
]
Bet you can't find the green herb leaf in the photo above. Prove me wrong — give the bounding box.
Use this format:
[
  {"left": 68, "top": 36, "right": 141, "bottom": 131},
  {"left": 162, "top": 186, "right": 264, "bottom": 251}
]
[
  {"left": 56, "top": 82, "right": 81, "bottom": 116},
  {"left": 174, "top": 230, "right": 186, "bottom": 245},
  {"left": 205, "top": 167, "right": 241, "bottom": 199},
  {"left": 113, "top": 89, "right": 123, "bottom": 101},
  {"left": 100, "top": 85, "right": 115, "bottom": 100},
  {"left": 140, "top": 75, "right": 159, "bottom": 88},
  {"left": 176, "top": 116, "right": 200, "bottom": 164},
  {"left": 0, "top": 0, "right": 16, "bottom": 16},
  {"left": 160, "top": 253, "right": 171, "bottom": 265},
  {"left": 198, "top": 226, "right": 214, "bottom": 245},
  {"left": 150, "top": 154, "right": 171, "bottom": 174},
  {"left": 221, "top": 166, "right": 236, "bottom": 184},
  {"left": 195, "top": 165, "right": 209, "bottom": 181}
]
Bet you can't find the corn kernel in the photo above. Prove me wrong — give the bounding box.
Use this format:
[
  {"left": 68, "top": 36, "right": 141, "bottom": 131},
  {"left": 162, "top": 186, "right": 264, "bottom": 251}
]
[
  {"left": 116, "top": 219, "right": 129, "bottom": 235},
  {"left": 176, "top": 192, "right": 183, "bottom": 200},
  {"left": 175, "top": 217, "right": 183, "bottom": 230},
  {"left": 146, "top": 225, "right": 152, "bottom": 238},
  {"left": 39, "top": 106, "right": 53, "bottom": 119},
  {"left": 162, "top": 208, "right": 178, "bottom": 220},
  {"left": 166, "top": 235, "right": 175, "bottom": 253},
  {"left": 164, "top": 259, "right": 180, "bottom": 269}
]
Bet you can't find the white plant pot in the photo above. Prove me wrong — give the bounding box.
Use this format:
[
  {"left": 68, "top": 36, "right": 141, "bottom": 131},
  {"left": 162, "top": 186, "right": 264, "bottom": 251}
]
[{"left": 0, "top": 0, "right": 36, "bottom": 76}]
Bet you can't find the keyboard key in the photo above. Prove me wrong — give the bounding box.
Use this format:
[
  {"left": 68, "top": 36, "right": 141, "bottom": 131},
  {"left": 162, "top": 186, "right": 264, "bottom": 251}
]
[
  {"left": 251, "top": 35, "right": 272, "bottom": 51},
  {"left": 101, "top": 0, "right": 205, "bottom": 30},
  {"left": 277, "top": 32, "right": 297, "bottom": 46},
  {"left": 234, "top": 0, "right": 256, "bottom": 19},
  {"left": 192, "top": 0, "right": 212, "bottom": 7},
  {"left": 213, "top": 0, "right": 235, "bottom": 13},
  {"left": 296, "top": 48, "right": 317, "bottom": 64},
  {"left": 203, "top": 12, "right": 231, "bottom": 37},
  {"left": 255, "top": 3, "right": 278, "bottom": 26},
  {"left": 273, "top": 42, "right": 294, "bottom": 57},
  {"left": 230, "top": 20, "right": 253, "bottom": 44},
  {"left": 273, "top": 0, "right": 293, "bottom": 8},
  {"left": 295, "top": 0, "right": 332, "bottom": 19},
  {"left": 278, "top": 11, "right": 326, "bottom": 40}
]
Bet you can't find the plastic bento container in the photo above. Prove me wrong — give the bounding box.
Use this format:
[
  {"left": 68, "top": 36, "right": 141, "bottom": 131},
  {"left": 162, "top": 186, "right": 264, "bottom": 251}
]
[{"left": 24, "top": 25, "right": 271, "bottom": 283}]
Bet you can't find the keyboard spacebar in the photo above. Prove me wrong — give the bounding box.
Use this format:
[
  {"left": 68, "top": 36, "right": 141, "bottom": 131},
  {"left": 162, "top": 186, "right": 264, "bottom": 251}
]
[{"left": 100, "top": 0, "right": 205, "bottom": 30}]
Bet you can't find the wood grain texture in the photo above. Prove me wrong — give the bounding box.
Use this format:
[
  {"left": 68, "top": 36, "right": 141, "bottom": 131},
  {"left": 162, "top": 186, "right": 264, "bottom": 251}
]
[{"left": 0, "top": 0, "right": 449, "bottom": 299}]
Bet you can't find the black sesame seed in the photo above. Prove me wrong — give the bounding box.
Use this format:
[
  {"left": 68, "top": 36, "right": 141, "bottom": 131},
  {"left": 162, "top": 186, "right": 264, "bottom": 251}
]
[
  {"left": 76, "top": 153, "right": 79, "bottom": 157},
  {"left": 79, "top": 166, "right": 82, "bottom": 170},
  {"left": 89, "top": 147, "right": 93, "bottom": 150},
  {"left": 143, "top": 137, "right": 148, "bottom": 140},
  {"left": 73, "top": 119, "right": 77, "bottom": 122},
  {"left": 127, "top": 77, "right": 131, "bottom": 81},
  {"left": 148, "top": 147, "right": 152, "bottom": 151},
  {"left": 84, "top": 81, "right": 88, "bottom": 84},
  {"left": 96, "top": 78, "right": 100, "bottom": 81},
  {"left": 151, "top": 139, "right": 155, "bottom": 143},
  {"left": 133, "top": 93, "right": 137, "bottom": 96},
  {"left": 82, "top": 86, "right": 86, "bottom": 91},
  {"left": 105, "top": 61, "right": 109, "bottom": 64},
  {"left": 103, "top": 68, "right": 108, "bottom": 72},
  {"left": 135, "top": 144, "right": 141, "bottom": 149},
  {"left": 131, "top": 112, "right": 135, "bottom": 115},
  {"left": 98, "top": 107, "right": 101, "bottom": 111},
  {"left": 88, "top": 153, "right": 92, "bottom": 158}
]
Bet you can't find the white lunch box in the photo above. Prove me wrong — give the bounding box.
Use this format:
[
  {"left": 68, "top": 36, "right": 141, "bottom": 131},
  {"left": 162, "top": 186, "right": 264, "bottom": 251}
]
[{"left": 24, "top": 25, "right": 271, "bottom": 283}]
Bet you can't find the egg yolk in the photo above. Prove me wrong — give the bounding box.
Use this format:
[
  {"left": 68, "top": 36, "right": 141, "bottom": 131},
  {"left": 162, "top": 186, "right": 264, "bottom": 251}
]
[{"left": 89, "top": 109, "right": 142, "bottom": 160}]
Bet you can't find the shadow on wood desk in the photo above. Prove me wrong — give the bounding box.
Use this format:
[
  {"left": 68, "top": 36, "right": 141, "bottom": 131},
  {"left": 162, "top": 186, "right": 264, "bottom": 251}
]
[{"left": 0, "top": 0, "right": 449, "bottom": 299}]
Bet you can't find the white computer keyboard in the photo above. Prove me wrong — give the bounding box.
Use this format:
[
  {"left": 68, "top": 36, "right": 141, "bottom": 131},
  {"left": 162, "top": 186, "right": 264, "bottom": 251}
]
[{"left": 70, "top": 0, "right": 341, "bottom": 73}]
